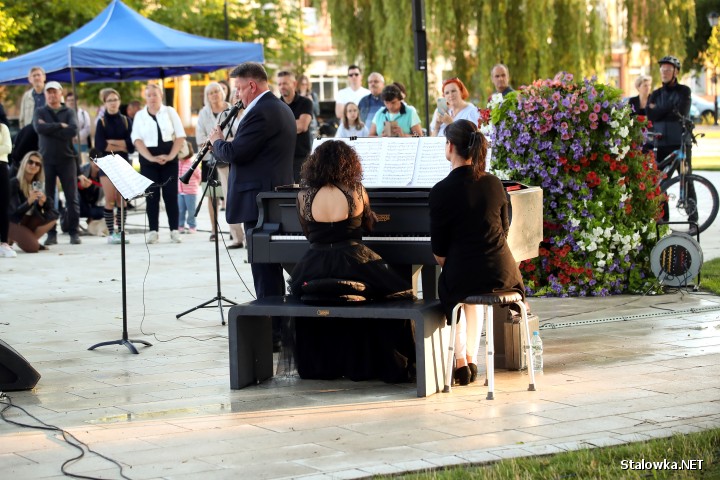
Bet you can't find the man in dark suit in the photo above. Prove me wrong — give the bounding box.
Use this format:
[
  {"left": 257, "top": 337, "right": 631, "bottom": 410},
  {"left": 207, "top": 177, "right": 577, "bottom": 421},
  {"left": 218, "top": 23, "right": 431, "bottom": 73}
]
[{"left": 209, "top": 62, "right": 296, "bottom": 342}]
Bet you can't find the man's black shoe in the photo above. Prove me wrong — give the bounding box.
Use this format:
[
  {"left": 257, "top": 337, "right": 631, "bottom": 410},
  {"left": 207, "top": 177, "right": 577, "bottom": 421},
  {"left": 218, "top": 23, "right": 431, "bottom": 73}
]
[
  {"left": 44, "top": 232, "right": 58, "bottom": 246},
  {"left": 70, "top": 233, "right": 82, "bottom": 245}
]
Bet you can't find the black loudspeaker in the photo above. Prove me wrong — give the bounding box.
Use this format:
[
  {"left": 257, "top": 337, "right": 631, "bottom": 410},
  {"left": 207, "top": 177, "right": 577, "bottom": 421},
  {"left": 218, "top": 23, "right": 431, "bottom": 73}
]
[
  {"left": 412, "top": 0, "right": 425, "bottom": 31},
  {"left": 0, "top": 339, "right": 41, "bottom": 391},
  {"left": 414, "top": 30, "right": 427, "bottom": 71}
]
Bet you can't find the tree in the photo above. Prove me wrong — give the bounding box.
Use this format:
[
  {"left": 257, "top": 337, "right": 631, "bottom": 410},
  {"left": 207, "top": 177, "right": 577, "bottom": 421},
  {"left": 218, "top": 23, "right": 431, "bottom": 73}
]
[
  {"left": 622, "top": 0, "right": 697, "bottom": 67},
  {"left": 685, "top": 0, "right": 718, "bottom": 72},
  {"left": 320, "top": 0, "right": 429, "bottom": 122},
  {"left": 322, "top": 0, "right": 611, "bottom": 124}
]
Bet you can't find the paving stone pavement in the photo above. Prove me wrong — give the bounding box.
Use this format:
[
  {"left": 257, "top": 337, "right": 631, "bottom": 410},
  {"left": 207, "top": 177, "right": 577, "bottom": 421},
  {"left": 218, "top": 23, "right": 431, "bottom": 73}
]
[{"left": 1, "top": 189, "right": 719, "bottom": 479}]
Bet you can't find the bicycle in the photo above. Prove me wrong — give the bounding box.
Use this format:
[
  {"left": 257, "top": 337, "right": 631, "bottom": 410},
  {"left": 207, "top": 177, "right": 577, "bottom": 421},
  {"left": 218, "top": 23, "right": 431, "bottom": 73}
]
[{"left": 648, "top": 118, "right": 719, "bottom": 235}]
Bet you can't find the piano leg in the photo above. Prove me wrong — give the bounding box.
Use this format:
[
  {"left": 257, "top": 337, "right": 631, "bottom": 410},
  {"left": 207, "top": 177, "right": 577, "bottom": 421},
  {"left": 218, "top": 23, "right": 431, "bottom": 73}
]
[{"left": 419, "top": 265, "right": 440, "bottom": 300}]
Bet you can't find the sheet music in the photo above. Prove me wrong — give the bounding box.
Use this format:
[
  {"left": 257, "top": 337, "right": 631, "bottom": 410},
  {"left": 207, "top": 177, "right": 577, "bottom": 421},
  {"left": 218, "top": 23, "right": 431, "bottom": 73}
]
[
  {"left": 311, "top": 136, "right": 449, "bottom": 187},
  {"left": 413, "top": 138, "right": 451, "bottom": 185},
  {"left": 95, "top": 154, "right": 153, "bottom": 201}
]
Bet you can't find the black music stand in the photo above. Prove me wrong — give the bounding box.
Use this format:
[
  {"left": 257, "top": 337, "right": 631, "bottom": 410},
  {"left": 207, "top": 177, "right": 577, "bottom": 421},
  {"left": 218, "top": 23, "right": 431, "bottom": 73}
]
[
  {"left": 176, "top": 161, "right": 237, "bottom": 325},
  {"left": 88, "top": 154, "right": 153, "bottom": 354},
  {"left": 89, "top": 194, "right": 152, "bottom": 354}
]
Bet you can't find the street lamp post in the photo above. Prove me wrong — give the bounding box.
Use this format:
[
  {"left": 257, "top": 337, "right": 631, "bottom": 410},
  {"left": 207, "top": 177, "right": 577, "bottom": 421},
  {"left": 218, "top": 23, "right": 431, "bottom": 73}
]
[{"left": 708, "top": 11, "right": 720, "bottom": 125}]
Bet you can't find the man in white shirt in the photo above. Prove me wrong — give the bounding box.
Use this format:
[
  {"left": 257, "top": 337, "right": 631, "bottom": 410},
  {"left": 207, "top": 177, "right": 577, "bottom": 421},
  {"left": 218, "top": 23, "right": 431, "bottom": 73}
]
[
  {"left": 334, "top": 65, "right": 370, "bottom": 120},
  {"left": 65, "top": 92, "right": 91, "bottom": 153}
]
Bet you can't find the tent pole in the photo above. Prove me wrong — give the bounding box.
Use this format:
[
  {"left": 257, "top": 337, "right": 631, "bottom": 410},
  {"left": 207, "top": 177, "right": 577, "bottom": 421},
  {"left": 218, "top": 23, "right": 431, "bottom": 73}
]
[{"left": 69, "top": 67, "right": 84, "bottom": 165}]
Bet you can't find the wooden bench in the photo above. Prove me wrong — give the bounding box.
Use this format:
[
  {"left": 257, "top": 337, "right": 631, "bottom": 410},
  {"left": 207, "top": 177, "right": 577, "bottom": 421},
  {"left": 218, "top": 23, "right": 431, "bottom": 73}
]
[{"left": 228, "top": 296, "right": 448, "bottom": 397}]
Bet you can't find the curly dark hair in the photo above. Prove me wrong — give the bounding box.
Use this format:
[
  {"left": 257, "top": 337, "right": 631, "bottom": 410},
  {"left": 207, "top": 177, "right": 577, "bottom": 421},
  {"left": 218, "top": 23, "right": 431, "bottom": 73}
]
[{"left": 300, "top": 140, "right": 363, "bottom": 188}]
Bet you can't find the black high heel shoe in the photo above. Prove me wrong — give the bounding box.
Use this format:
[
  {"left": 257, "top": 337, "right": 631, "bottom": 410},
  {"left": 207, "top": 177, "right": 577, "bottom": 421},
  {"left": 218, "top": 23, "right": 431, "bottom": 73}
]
[
  {"left": 468, "top": 363, "right": 478, "bottom": 383},
  {"left": 454, "top": 365, "right": 471, "bottom": 386}
]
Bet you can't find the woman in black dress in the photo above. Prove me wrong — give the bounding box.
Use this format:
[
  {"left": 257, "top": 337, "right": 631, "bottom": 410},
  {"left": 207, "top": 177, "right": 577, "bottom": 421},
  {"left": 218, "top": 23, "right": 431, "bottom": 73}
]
[
  {"left": 288, "top": 140, "right": 415, "bottom": 382},
  {"left": 429, "top": 119, "right": 525, "bottom": 385}
]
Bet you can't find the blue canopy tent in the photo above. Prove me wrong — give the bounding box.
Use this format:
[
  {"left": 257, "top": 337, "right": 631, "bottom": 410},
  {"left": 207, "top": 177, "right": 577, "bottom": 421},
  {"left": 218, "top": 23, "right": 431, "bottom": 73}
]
[{"left": 0, "top": 0, "right": 263, "bottom": 85}]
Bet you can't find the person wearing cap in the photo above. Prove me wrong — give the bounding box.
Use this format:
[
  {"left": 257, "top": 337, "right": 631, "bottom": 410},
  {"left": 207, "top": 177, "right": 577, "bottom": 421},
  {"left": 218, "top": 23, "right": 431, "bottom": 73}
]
[
  {"left": 647, "top": 55, "right": 694, "bottom": 222},
  {"left": 33, "top": 81, "right": 87, "bottom": 245}
]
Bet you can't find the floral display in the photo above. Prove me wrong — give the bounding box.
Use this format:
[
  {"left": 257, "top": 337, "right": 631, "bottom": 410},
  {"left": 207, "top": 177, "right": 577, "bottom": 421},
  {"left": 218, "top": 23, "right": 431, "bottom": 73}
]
[{"left": 486, "top": 73, "right": 666, "bottom": 296}]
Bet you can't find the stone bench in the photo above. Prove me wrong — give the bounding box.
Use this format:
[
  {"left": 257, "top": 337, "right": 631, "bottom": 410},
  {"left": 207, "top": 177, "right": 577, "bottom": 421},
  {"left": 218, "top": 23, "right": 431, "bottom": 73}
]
[{"left": 228, "top": 296, "right": 448, "bottom": 397}]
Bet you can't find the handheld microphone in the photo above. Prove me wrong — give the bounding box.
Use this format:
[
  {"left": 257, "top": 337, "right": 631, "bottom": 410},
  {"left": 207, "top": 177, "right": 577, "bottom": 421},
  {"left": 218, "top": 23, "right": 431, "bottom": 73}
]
[{"left": 180, "top": 101, "right": 244, "bottom": 184}]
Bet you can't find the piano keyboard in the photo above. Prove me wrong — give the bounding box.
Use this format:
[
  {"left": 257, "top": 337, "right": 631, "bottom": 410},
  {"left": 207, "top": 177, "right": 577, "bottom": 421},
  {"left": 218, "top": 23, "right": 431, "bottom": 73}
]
[{"left": 271, "top": 235, "right": 431, "bottom": 242}]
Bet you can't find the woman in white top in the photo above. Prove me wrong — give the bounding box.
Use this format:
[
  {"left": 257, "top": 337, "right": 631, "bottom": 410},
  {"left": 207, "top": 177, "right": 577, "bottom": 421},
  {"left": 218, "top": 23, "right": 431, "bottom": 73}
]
[
  {"left": 431, "top": 78, "right": 479, "bottom": 137},
  {"left": 335, "top": 102, "right": 369, "bottom": 138},
  {"left": 131, "top": 83, "right": 187, "bottom": 244},
  {"left": 196, "top": 81, "right": 245, "bottom": 247}
]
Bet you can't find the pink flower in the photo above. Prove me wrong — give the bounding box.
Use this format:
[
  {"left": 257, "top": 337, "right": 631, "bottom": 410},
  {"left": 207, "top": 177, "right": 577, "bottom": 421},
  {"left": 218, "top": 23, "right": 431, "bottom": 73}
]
[
  {"left": 580, "top": 102, "right": 588, "bottom": 112},
  {"left": 593, "top": 103, "right": 601, "bottom": 113},
  {"left": 589, "top": 112, "right": 598, "bottom": 122},
  {"left": 601, "top": 113, "right": 609, "bottom": 122}
]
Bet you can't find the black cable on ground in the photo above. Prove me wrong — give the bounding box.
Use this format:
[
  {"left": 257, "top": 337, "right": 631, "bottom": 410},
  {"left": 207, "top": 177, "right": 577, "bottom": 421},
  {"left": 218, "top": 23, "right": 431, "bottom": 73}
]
[{"left": 0, "top": 392, "right": 132, "bottom": 480}]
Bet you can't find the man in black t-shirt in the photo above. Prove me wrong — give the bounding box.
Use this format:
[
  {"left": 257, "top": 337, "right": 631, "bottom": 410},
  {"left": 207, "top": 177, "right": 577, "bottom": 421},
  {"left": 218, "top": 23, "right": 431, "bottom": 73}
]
[{"left": 277, "top": 70, "right": 314, "bottom": 183}]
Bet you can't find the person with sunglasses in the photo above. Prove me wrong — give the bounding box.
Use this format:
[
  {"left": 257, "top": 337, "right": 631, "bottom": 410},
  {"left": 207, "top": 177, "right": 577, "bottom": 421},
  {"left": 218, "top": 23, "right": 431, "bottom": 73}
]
[
  {"left": 8, "top": 152, "right": 58, "bottom": 253},
  {"left": 334, "top": 65, "right": 370, "bottom": 120}
]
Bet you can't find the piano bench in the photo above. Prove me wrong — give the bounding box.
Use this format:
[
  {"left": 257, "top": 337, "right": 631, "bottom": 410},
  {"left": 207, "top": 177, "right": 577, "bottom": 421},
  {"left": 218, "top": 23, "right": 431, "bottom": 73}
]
[{"left": 228, "top": 296, "right": 449, "bottom": 397}]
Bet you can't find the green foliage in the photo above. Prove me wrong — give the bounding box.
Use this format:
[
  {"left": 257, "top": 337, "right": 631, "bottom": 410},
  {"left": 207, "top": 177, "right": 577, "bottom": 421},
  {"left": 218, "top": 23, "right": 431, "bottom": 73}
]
[
  {"left": 622, "top": 0, "right": 697, "bottom": 67},
  {"left": 700, "top": 257, "right": 720, "bottom": 295},
  {"left": 323, "top": 1, "right": 428, "bottom": 122},
  {"left": 685, "top": 0, "right": 718, "bottom": 72},
  {"left": 324, "top": 0, "right": 611, "bottom": 119},
  {"left": 393, "top": 428, "right": 720, "bottom": 479},
  {"left": 0, "top": 1, "right": 26, "bottom": 60}
]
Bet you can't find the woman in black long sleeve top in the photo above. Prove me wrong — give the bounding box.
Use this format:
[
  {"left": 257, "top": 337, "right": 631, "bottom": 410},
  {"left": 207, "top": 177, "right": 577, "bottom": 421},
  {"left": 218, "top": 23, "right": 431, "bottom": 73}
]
[
  {"left": 429, "top": 120, "right": 525, "bottom": 386},
  {"left": 94, "top": 88, "right": 134, "bottom": 243}
]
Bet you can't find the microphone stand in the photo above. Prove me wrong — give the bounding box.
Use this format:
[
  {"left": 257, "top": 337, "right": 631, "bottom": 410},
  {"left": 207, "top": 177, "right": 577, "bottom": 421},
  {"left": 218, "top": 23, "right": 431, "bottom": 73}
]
[{"left": 176, "top": 107, "right": 240, "bottom": 325}]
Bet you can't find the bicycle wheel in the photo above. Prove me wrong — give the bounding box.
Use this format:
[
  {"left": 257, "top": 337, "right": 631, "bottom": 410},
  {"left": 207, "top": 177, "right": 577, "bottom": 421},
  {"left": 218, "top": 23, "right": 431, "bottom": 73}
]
[{"left": 661, "top": 173, "right": 719, "bottom": 234}]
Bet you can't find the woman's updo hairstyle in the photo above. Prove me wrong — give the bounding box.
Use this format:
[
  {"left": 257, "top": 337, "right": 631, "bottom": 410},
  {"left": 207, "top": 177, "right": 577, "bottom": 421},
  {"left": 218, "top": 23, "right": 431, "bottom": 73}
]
[
  {"left": 300, "top": 140, "right": 363, "bottom": 188},
  {"left": 445, "top": 119, "right": 488, "bottom": 179}
]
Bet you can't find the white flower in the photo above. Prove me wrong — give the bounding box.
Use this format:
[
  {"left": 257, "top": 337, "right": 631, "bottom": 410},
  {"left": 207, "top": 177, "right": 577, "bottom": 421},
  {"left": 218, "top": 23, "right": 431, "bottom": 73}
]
[
  {"left": 480, "top": 123, "right": 494, "bottom": 137},
  {"left": 618, "top": 126, "right": 629, "bottom": 138},
  {"left": 487, "top": 93, "right": 504, "bottom": 109}
]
